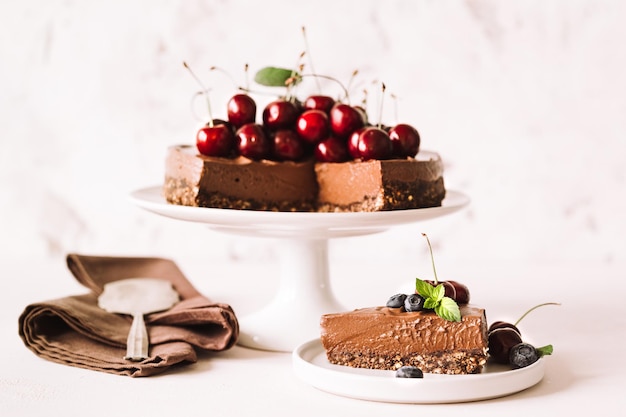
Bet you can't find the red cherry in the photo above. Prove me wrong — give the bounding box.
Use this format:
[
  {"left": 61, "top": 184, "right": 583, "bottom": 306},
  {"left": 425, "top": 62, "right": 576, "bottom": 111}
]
[
  {"left": 196, "top": 123, "right": 236, "bottom": 157},
  {"left": 448, "top": 280, "right": 470, "bottom": 304},
  {"left": 296, "top": 109, "right": 330, "bottom": 144},
  {"left": 304, "top": 95, "right": 335, "bottom": 114},
  {"left": 488, "top": 328, "right": 523, "bottom": 364},
  {"left": 227, "top": 94, "right": 256, "bottom": 129},
  {"left": 315, "top": 136, "right": 350, "bottom": 162},
  {"left": 272, "top": 129, "right": 306, "bottom": 161},
  {"left": 236, "top": 123, "right": 270, "bottom": 160},
  {"left": 329, "top": 103, "right": 365, "bottom": 139},
  {"left": 262, "top": 100, "right": 299, "bottom": 131},
  {"left": 389, "top": 123, "right": 420, "bottom": 157},
  {"left": 348, "top": 126, "right": 392, "bottom": 160},
  {"left": 422, "top": 280, "right": 457, "bottom": 300},
  {"left": 353, "top": 105, "right": 369, "bottom": 125},
  {"left": 488, "top": 321, "right": 521, "bottom": 336},
  {"left": 347, "top": 127, "right": 363, "bottom": 157}
]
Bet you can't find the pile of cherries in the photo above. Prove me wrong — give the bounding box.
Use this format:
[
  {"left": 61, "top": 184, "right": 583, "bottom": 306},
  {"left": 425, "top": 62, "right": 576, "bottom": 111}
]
[{"left": 196, "top": 92, "right": 421, "bottom": 163}]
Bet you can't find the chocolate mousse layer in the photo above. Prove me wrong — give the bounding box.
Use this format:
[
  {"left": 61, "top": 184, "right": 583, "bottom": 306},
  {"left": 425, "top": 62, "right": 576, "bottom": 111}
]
[
  {"left": 315, "top": 151, "right": 445, "bottom": 212},
  {"left": 164, "top": 145, "right": 318, "bottom": 211},
  {"left": 320, "top": 305, "right": 488, "bottom": 374}
]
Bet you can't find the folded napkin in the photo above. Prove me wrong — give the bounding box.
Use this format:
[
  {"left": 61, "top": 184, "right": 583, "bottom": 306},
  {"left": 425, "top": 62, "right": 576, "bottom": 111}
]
[{"left": 18, "top": 254, "right": 239, "bottom": 377}]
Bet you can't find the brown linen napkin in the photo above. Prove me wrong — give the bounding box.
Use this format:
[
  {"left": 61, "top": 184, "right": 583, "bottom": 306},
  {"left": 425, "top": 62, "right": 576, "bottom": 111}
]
[{"left": 18, "top": 254, "right": 239, "bottom": 377}]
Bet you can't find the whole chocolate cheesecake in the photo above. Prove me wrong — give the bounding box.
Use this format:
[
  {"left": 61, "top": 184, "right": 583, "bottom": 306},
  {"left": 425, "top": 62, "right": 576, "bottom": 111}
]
[
  {"left": 320, "top": 305, "right": 488, "bottom": 375},
  {"left": 164, "top": 145, "right": 445, "bottom": 212}
]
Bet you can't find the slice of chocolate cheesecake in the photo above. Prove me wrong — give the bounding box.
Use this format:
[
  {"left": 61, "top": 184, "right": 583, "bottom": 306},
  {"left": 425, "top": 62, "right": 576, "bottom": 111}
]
[
  {"left": 314, "top": 151, "right": 445, "bottom": 212},
  {"left": 320, "top": 305, "right": 488, "bottom": 375}
]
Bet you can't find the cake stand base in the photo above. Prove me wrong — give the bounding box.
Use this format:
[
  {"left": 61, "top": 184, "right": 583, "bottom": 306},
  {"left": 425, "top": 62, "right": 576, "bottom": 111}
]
[{"left": 236, "top": 238, "right": 343, "bottom": 352}]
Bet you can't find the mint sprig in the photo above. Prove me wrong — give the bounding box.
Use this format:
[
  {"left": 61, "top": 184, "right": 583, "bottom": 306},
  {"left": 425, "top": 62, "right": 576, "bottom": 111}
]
[
  {"left": 537, "top": 344, "right": 554, "bottom": 357},
  {"left": 415, "top": 278, "right": 461, "bottom": 322}
]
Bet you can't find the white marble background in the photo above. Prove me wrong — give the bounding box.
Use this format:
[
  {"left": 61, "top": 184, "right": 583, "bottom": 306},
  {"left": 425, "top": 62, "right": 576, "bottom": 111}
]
[{"left": 1, "top": 0, "right": 624, "bottom": 267}]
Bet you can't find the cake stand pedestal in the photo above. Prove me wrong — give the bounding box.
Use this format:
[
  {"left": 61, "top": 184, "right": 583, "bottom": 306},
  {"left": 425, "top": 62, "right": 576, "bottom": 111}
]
[
  {"left": 130, "top": 187, "right": 469, "bottom": 352},
  {"left": 234, "top": 238, "right": 338, "bottom": 352}
]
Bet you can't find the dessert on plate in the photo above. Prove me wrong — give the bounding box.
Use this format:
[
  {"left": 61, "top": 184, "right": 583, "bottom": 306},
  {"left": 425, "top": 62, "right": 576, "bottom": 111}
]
[
  {"left": 320, "top": 234, "right": 486, "bottom": 375},
  {"left": 163, "top": 62, "right": 446, "bottom": 212},
  {"left": 320, "top": 303, "right": 488, "bottom": 375},
  {"left": 319, "top": 235, "right": 556, "bottom": 376}
]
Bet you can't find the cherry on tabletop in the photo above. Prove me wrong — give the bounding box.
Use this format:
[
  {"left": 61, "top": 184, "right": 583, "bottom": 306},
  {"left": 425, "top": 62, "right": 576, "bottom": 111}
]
[
  {"left": 262, "top": 99, "right": 300, "bottom": 131},
  {"left": 389, "top": 123, "right": 420, "bottom": 158},
  {"left": 227, "top": 94, "right": 257, "bottom": 129},
  {"left": 303, "top": 95, "right": 335, "bottom": 114},
  {"left": 196, "top": 123, "right": 236, "bottom": 157},
  {"left": 315, "top": 136, "right": 350, "bottom": 162},
  {"left": 348, "top": 126, "right": 393, "bottom": 161},
  {"left": 236, "top": 123, "right": 271, "bottom": 160},
  {"left": 329, "top": 103, "right": 365, "bottom": 139},
  {"left": 296, "top": 109, "right": 330, "bottom": 144},
  {"left": 272, "top": 129, "right": 306, "bottom": 161}
]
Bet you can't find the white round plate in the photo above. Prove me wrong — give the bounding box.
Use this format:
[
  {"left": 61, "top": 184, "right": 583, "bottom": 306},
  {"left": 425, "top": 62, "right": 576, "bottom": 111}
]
[
  {"left": 130, "top": 186, "right": 469, "bottom": 238},
  {"left": 293, "top": 339, "right": 545, "bottom": 404}
]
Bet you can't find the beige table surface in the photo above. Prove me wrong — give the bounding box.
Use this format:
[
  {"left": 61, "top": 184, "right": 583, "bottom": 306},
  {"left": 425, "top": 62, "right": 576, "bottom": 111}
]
[{"left": 2, "top": 255, "right": 623, "bottom": 416}]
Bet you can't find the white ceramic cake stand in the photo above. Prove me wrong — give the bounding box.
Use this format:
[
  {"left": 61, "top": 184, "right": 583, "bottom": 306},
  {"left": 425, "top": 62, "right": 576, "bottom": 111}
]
[{"left": 130, "top": 186, "right": 469, "bottom": 352}]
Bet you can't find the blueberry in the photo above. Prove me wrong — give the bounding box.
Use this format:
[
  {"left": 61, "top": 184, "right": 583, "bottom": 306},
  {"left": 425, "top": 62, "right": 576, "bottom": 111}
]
[
  {"left": 386, "top": 293, "right": 407, "bottom": 308},
  {"left": 404, "top": 293, "right": 425, "bottom": 312},
  {"left": 509, "top": 342, "right": 539, "bottom": 369},
  {"left": 395, "top": 366, "right": 424, "bottom": 378}
]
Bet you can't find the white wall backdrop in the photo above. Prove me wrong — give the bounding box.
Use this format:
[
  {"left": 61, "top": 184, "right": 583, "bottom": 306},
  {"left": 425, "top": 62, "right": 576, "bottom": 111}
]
[{"left": 1, "top": 0, "right": 624, "bottom": 266}]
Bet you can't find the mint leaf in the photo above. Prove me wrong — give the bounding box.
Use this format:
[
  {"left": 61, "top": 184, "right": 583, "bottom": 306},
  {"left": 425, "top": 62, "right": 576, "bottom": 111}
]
[
  {"left": 432, "top": 284, "right": 445, "bottom": 302},
  {"left": 537, "top": 345, "right": 554, "bottom": 357},
  {"left": 254, "top": 67, "right": 301, "bottom": 87},
  {"left": 435, "top": 297, "right": 461, "bottom": 322},
  {"left": 415, "top": 278, "right": 461, "bottom": 321},
  {"left": 423, "top": 298, "right": 438, "bottom": 310},
  {"left": 415, "top": 278, "right": 435, "bottom": 298}
]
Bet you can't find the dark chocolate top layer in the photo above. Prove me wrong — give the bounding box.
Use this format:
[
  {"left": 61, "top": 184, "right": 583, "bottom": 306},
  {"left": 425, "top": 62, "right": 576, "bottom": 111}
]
[{"left": 321, "top": 305, "right": 488, "bottom": 354}]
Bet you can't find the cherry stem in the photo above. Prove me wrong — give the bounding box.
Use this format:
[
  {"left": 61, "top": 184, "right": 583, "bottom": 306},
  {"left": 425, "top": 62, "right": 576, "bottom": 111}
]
[
  {"left": 301, "top": 26, "right": 322, "bottom": 93},
  {"left": 183, "top": 61, "right": 214, "bottom": 126},
  {"left": 514, "top": 302, "right": 561, "bottom": 326},
  {"left": 421, "top": 233, "right": 439, "bottom": 285},
  {"left": 245, "top": 63, "right": 250, "bottom": 91},
  {"left": 300, "top": 73, "right": 350, "bottom": 103},
  {"left": 377, "top": 82, "right": 386, "bottom": 129},
  {"left": 346, "top": 70, "right": 359, "bottom": 101}
]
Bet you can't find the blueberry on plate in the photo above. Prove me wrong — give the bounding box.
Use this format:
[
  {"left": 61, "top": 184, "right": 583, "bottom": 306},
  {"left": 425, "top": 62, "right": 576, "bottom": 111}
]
[
  {"left": 509, "top": 342, "right": 539, "bottom": 369},
  {"left": 395, "top": 366, "right": 424, "bottom": 378}
]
